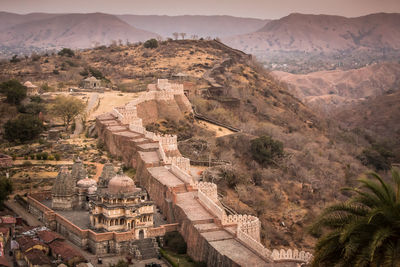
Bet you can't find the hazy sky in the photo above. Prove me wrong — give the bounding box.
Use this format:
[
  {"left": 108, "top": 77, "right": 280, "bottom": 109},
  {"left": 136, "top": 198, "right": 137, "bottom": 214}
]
[{"left": 1, "top": 0, "right": 399, "bottom": 19}]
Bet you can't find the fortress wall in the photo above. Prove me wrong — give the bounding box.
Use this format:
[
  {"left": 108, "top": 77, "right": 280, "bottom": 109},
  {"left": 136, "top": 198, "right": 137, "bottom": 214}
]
[{"left": 93, "top": 80, "right": 312, "bottom": 266}]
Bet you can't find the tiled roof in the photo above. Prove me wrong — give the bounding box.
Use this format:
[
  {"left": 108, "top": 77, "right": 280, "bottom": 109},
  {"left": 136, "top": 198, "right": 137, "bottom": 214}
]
[
  {"left": 16, "top": 236, "right": 47, "bottom": 253},
  {"left": 0, "top": 255, "right": 10, "bottom": 267},
  {"left": 37, "top": 230, "right": 64, "bottom": 244},
  {"left": 49, "top": 240, "right": 84, "bottom": 262},
  {"left": 0, "top": 217, "right": 16, "bottom": 224},
  {"left": 24, "top": 249, "right": 51, "bottom": 266},
  {"left": 84, "top": 76, "right": 99, "bottom": 82},
  {"left": 0, "top": 228, "right": 9, "bottom": 236}
]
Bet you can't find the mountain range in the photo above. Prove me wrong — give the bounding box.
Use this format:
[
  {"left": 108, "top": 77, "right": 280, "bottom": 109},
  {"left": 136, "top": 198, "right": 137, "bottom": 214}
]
[
  {"left": 223, "top": 12, "right": 400, "bottom": 54},
  {"left": 1, "top": 11, "right": 400, "bottom": 61},
  {"left": 118, "top": 14, "right": 268, "bottom": 38}
]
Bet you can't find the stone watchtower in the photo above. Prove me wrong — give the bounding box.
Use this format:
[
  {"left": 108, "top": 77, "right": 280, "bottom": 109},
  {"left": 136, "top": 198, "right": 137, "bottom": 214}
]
[{"left": 52, "top": 166, "right": 76, "bottom": 210}]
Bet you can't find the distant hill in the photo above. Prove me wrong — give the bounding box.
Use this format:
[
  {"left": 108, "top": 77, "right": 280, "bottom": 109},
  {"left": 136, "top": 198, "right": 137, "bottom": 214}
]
[
  {"left": 223, "top": 13, "right": 400, "bottom": 54},
  {"left": 0, "top": 12, "right": 158, "bottom": 50},
  {"left": 118, "top": 14, "right": 269, "bottom": 38},
  {"left": 273, "top": 62, "right": 400, "bottom": 111},
  {"left": 0, "top": 12, "right": 62, "bottom": 30},
  {"left": 333, "top": 90, "right": 400, "bottom": 161}
]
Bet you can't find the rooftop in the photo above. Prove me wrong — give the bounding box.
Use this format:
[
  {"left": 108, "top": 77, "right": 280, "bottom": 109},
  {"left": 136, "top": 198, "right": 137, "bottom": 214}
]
[
  {"left": 16, "top": 236, "right": 47, "bottom": 253},
  {"left": 37, "top": 230, "right": 64, "bottom": 244},
  {"left": 84, "top": 76, "right": 99, "bottom": 82},
  {"left": 24, "top": 249, "right": 52, "bottom": 266},
  {"left": 48, "top": 240, "right": 84, "bottom": 262}
]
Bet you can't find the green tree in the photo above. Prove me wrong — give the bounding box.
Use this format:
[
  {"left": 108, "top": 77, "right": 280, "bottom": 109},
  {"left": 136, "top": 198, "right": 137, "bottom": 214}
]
[
  {"left": 4, "top": 114, "right": 44, "bottom": 143},
  {"left": 250, "top": 135, "right": 283, "bottom": 166},
  {"left": 360, "top": 143, "right": 394, "bottom": 171},
  {"left": 0, "top": 80, "right": 27, "bottom": 105},
  {"left": 143, "top": 38, "right": 158, "bottom": 49},
  {"left": 51, "top": 95, "right": 85, "bottom": 132},
  {"left": 0, "top": 176, "right": 13, "bottom": 209},
  {"left": 311, "top": 168, "right": 400, "bottom": 267},
  {"left": 58, "top": 48, "right": 75, "bottom": 57}
]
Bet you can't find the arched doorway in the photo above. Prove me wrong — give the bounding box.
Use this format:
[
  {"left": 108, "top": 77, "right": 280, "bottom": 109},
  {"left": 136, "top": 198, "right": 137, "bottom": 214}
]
[{"left": 139, "top": 229, "right": 144, "bottom": 240}]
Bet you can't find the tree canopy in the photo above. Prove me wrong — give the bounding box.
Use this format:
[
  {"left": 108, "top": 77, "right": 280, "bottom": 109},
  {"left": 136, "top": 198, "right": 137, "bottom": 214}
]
[
  {"left": 143, "top": 38, "right": 158, "bottom": 49},
  {"left": 51, "top": 95, "right": 85, "bottom": 131},
  {"left": 58, "top": 48, "right": 75, "bottom": 57},
  {"left": 0, "top": 176, "right": 13, "bottom": 209},
  {"left": 4, "top": 114, "right": 44, "bottom": 143},
  {"left": 250, "top": 135, "right": 283, "bottom": 166},
  {"left": 311, "top": 168, "right": 400, "bottom": 267},
  {"left": 0, "top": 79, "right": 27, "bottom": 105}
]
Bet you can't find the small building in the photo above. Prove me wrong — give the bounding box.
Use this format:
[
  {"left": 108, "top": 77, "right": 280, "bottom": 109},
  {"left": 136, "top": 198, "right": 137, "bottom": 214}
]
[
  {"left": 36, "top": 230, "right": 64, "bottom": 245},
  {"left": 23, "top": 249, "right": 52, "bottom": 267},
  {"left": 16, "top": 236, "right": 49, "bottom": 256},
  {"left": 83, "top": 77, "right": 101, "bottom": 90},
  {"left": 23, "top": 81, "right": 39, "bottom": 96},
  {"left": 0, "top": 255, "right": 10, "bottom": 267},
  {"left": 48, "top": 240, "right": 85, "bottom": 266},
  {"left": 0, "top": 228, "right": 10, "bottom": 247}
]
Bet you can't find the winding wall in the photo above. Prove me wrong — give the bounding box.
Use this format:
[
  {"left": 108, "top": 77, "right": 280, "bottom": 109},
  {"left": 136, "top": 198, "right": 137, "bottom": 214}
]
[{"left": 96, "top": 80, "right": 312, "bottom": 267}]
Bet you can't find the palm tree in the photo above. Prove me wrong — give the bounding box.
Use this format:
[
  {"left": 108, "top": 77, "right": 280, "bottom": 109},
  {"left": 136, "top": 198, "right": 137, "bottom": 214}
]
[{"left": 311, "top": 168, "right": 400, "bottom": 267}]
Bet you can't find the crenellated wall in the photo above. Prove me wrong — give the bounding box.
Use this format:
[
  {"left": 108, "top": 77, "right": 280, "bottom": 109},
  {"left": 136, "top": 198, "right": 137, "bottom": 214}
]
[{"left": 95, "top": 80, "right": 312, "bottom": 267}]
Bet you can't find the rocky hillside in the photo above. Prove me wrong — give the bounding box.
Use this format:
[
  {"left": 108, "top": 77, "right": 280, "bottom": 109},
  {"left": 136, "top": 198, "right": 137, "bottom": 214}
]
[
  {"left": 333, "top": 90, "right": 400, "bottom": 162},
  {"left": 118, "top": 14, "right": 268, "bottom": 38},
  {"left": 272, "top": 62, "right": 400, "bottom": 111},
  {"left": 0, "top": 40, "right": 368, "bottom": 249}
]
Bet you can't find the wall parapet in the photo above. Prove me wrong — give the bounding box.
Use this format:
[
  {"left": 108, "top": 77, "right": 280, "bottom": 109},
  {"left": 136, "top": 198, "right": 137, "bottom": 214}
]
[
  {"left": 237, "top": 225, "right": 272, "bottom": 261},
  {"left": 170, "top": 164, "right": 194, "bottom": 184},
  {"left": 193, "top": 182, "right": 218, "bottom": 202},
  {"left": 197, "top": 190, "right": 225, "bottom": 220},
  {"left": 271, "top": 249, "right": 313, "bottom": 263}
]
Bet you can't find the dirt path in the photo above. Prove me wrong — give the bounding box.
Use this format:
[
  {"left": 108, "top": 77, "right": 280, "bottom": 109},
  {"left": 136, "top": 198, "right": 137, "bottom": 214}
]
[
  {"left": 195, "top": 120, "right": 235, "bottom": 137},
  {"left": 72, "top": 93, "right": 99, "bottom": 138},
  {"left": 5, "top": 200, "right": 43, "bottom": 227}
]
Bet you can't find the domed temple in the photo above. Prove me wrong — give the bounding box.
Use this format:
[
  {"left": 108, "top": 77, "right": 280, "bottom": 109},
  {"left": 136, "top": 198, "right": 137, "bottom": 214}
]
[
  {"left": 89, "top": 170, "right": 154, "bottom": 237},
  {"left": 51, "top": 159, "right": 154, "bottom": 237}
]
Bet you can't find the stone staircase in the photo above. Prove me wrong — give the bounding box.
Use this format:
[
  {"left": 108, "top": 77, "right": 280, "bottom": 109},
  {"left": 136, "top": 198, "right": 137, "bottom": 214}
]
[{"left": 132, "top": 238, "right": 160, "bottom": 260}]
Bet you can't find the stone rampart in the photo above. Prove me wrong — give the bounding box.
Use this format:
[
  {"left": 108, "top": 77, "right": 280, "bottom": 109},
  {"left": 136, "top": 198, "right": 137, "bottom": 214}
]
[{"left": 95, "top": 80, "right": 312, "bottom": 266}]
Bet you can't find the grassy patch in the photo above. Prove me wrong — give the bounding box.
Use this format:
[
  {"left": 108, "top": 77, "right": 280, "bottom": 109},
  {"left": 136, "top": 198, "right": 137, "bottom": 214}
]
[{"left": 160, "top": 248, "right": 205, "bottom": 267}]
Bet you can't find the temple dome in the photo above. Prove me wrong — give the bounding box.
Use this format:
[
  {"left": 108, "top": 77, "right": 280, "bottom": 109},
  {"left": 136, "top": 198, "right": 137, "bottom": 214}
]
[
  {"left": 87, "top": 185, "right": 97, "bottom": 195},
  {"left": 107, "top": 172, "right": 139, "bottom": 195},
  {"left": 77, "top": 177, "right": 97, "bottom": 188}
]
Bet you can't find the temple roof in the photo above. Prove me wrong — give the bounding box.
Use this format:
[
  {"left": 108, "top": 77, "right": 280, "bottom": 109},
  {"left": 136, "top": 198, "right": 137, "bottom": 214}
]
[
  {"left": 107, "top": 170, "right": 140, "bottom": 195},
  {"left": 52, "top": 166, "right": 75, "bottom": 196}
]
